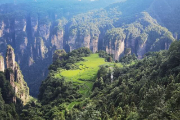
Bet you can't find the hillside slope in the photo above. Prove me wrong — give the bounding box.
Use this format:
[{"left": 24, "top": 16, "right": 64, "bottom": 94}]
[
  {"left": 0, "top": 0, "right": 179, "bottom": 96},
  {"left": 20, "top": 41, "right": 180, "bottom": 120}
]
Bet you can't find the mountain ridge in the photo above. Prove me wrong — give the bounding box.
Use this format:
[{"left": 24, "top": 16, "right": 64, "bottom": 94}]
[{"left": 0, "top": 0, "right": 179, "bottom": 96}]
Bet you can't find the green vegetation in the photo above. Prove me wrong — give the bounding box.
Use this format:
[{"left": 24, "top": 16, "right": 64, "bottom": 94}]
[
  {"left": 52, "top": 49, "right": 121, "bottom": 99},
  {"left": 0, "top": 0, "right": 180, "bottom": 119},
  {"left": 19, "top": 48, "right": 122, "bottom": 119},
  {"left": 98, "top": 50, "right": 113, "bottom": 62},
  {"left": 0, "top": 71, "right": 21, "bottom": 120},
  {"left": 19, "top": 40, "right": 180, "bottom": 120},
  {"left": 0, "top": 0, "right": 177, "bottom": 99},
  {"left": 55, "top": 54, "right": 111, "bottom": 97},
  {"left": 105, "top": 28, "right": 126, "bottom": 44},
  {"left": 59, "top": 54, "right": 106, "bottom": 78},
  {"left": 119, "top": 54, "right": 137, "bottom": 65},
  {"left": 49, "top": 47, "right": 91, "bottom": 71}
]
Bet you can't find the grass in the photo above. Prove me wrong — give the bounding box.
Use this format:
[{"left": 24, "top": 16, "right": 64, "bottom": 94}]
[
  {"left": 60, "top": 54, "right": 107, "bottom": 81},
  {"left": 55, "top": 54, "right": 107, "bottom": 97},
  {"left": 54, "top": 53, "right": 123, "bottom": 109},
  {"left": 55, "top": 54, "right": 123, "bottom": 95}
]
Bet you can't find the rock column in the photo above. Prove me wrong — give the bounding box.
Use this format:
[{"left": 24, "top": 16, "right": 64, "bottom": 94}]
[
  {"left": 5, "top": 45, "right": 30, "bottom": 104},
  {"left": 6, "top": 45, "right": 16, "bottom": 70},
  {"left": 0, "top": 56, "right": 4, "bottom": 72},
  {"left": 6, "top": 45, "right": 16, "bottom": 103}
]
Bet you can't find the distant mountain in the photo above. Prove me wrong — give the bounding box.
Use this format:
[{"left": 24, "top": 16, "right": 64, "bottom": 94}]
[
  {"left": 0, "top": 0, "right": 180, "bottom": 119},
  {"left": 0, "top": 0, "right": 179, "bottom": 97}
]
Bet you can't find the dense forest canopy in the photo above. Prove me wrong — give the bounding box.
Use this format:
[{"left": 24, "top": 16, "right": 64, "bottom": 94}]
[
  {"left": 0, "top": 0, "right": 180, "bottom": 119},
  {"left": 19, "top": 40, "right": 180, "bottom": 120},
  {"left": 0, "top": 0, "right": 179, "bottom": 97}
]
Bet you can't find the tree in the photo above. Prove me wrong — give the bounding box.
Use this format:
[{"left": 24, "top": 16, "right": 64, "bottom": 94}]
[{"left": 53, "top": 50, "right": 66, "bottom": 62}]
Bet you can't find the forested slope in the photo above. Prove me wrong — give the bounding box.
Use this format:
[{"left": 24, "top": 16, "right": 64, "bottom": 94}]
[
  {"left": 20, "top": 41, "right": 180, "bottom": 120},
  {"left": 0, "top": 0, "right": 179, "bottom": 97}
]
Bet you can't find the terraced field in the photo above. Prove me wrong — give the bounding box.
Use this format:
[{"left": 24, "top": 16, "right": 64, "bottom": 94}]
[{"left": 54, "top": 53, "right": 122, "bottom": 109}]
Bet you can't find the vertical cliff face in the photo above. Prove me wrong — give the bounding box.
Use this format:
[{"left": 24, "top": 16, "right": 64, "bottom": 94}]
[
  {"left": 39, "top": 22, "right": 51, "bottom": 41},
  {"left": 15, "top": 17, "right": 28, "bottom": 58},
  {"left": 68, "top": 34, "right": 77, "bottom": 51},
  {"left": 34, "top": 37, "right": 48, "bottom": 59},
  {"left": 0, "top": 56, "right": 4, "bottom": 72},
  {"left": 0, "top": 2, "right": 177, "bottom": 97},
  {"left": 6, "top": 45, "right": 30, "bottom": 104},
  {"left": 104, "top": 12, "right": 175, "bottom": 59},
  {"left": 6, "top": 45, "right": 16, "bottom": 70},
  {"left": 137, "top": 43, "right": 147, "bottom": 59},
  {"left": 6, "top": 46, "right": 17, "bottom": 103},
  {"left": 0, "top": 20, "right": 5, "bottom": 37},
  {"left": 31, "top": 16, "right": 38, "bottom": 37},
  {"left": 51, "top": 19, "right": 67, "bottom": 50},
  {"left": 68, "top": 24, "right": 100, "bottom": 53},
  {"left": 105, "top": 28, "right": 126, "bottom": 60},
  {"left": 82, "top": 35, "right": 91, "bottom": 49},
  {"left": 90, "top": 35, "right": 99, "bottom": 53},
  {"left": 68, "top": 34, "right": 100, "bottom": 53},
  {"left": 106, "top": 40, "right": 125, "bottom": 60},
  {"left": 14, "top": 62, "right": 29, "bottom": 104},
  {"left": 51, "top": 29, "right": 64, "bottom": 50}
]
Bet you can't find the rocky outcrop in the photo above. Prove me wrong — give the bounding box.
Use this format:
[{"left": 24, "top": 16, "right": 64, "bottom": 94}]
[
  {"left": 0, "top": 56, "right": 4, "bottom": 72},
  {"left": 31, "top": 16, "right": 38, "bottom": 37},
  {"left": 0, "top": 1, "right": 177, "bottom": 97},
  {"left": 6, "top": 45, "right": 16, "bottom": 70},
  {"left": 137, "top": 42, "right": 146, "bottom": 59},
  {"left": 106, "top": 40, "right": 125, "bottom": 60},
  {"left": 104, "top": 12, "right": 175, "bottom": 59},
  {"left": 68, "top": 35, "right": 77, "bottom": 51},
  {"left": 90, "top": 36, "right": 99, "bottom": 53},
  {"left": 68, "top": 34, "right": 100, "bottom": 53},
  {"left": 14, "top": 62, "right": 29, "bottom": 104},
  {"left": 68, "top": 25, "right": 100, "bottom": 53},
  {"left": 82, "top": 35, "right": 91, "bottom": 49},
  {"left": 37, "top": 37, "right": 47, "bottom": 59},
  {"left": 15, "top": 17, "right": 28, "bottom": 56},
  {"left": 0, "top": 20, "right": 5, "bottom": 37},
  {"left": 105, "top": 28, "right": 126, "bottom": 60},
  {"left": 51, "top": 29, "right": 64, "bottom": 50},
  {"left": 6, "top": 45, "right": 30, "bottom": 104},
  {"left": 39, "top": 23, "right": 51, "bottom": 41}
]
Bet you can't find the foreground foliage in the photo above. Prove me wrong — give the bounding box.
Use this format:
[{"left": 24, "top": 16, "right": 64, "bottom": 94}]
[
  {"left": 0, "top": 72, "right": 20, "bottom": 120},
  {"left": 19, "top": 41, "right": 180, "bottom": 120}
]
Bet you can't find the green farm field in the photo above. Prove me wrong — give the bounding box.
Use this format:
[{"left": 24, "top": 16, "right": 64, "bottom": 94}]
[{"left": 54, "top": 54, "right": 122, "bottom": 98}]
